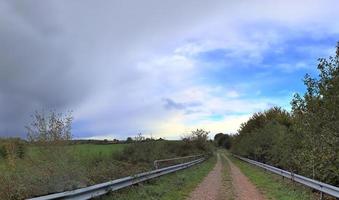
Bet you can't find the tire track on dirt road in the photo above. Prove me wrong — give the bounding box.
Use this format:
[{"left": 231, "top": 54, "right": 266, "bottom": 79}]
[
  {"left": 223, "top": 154, "right": 266, "bottom": 200},
  {"left": 187, "top": 154, "right": 223, "bottom": 200},
  {"left": 188, "top": 153, "right": 266, "bottom": 200}
]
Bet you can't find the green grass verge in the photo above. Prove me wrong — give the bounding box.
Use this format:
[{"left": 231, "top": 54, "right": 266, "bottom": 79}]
[
  {"left": 229, "top": 155, "right": 316, "bottom": 200},
  {"left": 100, "top": 155, "right": 217, "bottom": 200},
  {"left": 219, "top": 151, "right": 235, "bottom": 200}
]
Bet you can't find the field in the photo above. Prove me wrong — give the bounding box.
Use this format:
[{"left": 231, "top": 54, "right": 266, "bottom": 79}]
[
  {"left": 0, "top": 137, "right": 212, "bottom": 200},
  {"left": 0, "top": 143, "right": 126, "bottom": 169},
  {"left": 27, "top": 143, "right": 126, "bottom": 160},
  {"left": 0, "top": 143, "right": 135, "bottom": 199}
]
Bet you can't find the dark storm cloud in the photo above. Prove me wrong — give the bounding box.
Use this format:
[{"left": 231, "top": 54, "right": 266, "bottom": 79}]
[
  {"left": 0, "top": 0, "right": 226, "bottom": 137},
  {"left": 0, "top": 0, "right": 89, "bottom": 136}
]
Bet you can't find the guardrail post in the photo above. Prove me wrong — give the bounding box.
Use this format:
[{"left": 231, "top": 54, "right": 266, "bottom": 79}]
[
  {"left": 154, "top": 161, "right": 158, "bottom": 169},
  {"left": 281, "top": 170, "right": 284, "bottom": 180},
  {"left": 319, "top": 191, "right": 323, "bottom": 200}
]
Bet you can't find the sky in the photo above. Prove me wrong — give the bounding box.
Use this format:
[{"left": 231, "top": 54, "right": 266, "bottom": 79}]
[{"left": 0, "top": 0, "right": 338, "bottom": 140}]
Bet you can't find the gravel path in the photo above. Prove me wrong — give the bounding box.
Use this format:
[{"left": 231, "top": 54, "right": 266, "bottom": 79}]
[
  {"left": 187, "top": 155, "right": 223, "bottom": 200},
  {"left": 224, "top": 155, "right": 266, "bottom": 200}
]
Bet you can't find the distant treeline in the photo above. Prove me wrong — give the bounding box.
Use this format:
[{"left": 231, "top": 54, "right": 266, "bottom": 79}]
[
  {"left": 230, "top": 43, "right": 339, "bottom": 186},
  {"left": 69, "top": 137, "right": 165, "bottom": 145}
]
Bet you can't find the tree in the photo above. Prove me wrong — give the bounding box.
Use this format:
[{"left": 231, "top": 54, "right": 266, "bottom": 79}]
[
  {"left": 26, "top": 110, "right": 73, "bottom": 143},
  {"left": 214, "top": 133, "right": 224, "bottom": 146},
  {"left": 231, "top": 42, "right": 339, "bottom": 185},
  {"left": 214, "top": 133, "right": 232, "bottom": 149},
  {"left": 231, "top": 107, "right": 293, "bottom": 162},
  {"left": 291, "top": 42, "right": 339, "bottom": 184},
  {"left": 190, "top": 129, "right": 211, "bottom": 152},
  {"left": 126, "top": 137, "right": 133, "bottom": 143}
]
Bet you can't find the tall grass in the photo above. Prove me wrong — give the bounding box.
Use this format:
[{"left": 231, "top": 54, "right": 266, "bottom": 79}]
[
  {"left": 0, "top": 139, "right": 213, "bottom": 199},
  {"left": 0, "top": 143, "right": 134, "bottom": 199}
]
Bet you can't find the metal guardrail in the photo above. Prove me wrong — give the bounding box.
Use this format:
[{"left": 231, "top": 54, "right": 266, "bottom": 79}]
[
  {"left": 154, "top": 154, "right": 203, "bottom": 169},
  {"left": 234, "top": 155, "right": 339, "bottom": 199},
  {"left": 27, "top": 157, "right": 206, "bottom": 200}
]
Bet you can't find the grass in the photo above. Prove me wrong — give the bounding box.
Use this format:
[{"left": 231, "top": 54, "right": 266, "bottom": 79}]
[
  {"left": 0, "top": 158, "right": 5, "bottom": 170},
  {"left": 1, "top": 140, "right": 214, "bottom": 199},
  {"left": 27, "top": 143, "right": 126, "bottom": 160},
  {"left": 0, "top": 143, "right": 130, "bottom": 199},
  {"left": 228, "top": 153, "right": 316, "bottom": 200},
  {"left": 0, "top": 143, "right": 127, "bottom": 168},
  {"left": 219, "top": 151, "right": 235, "bottom": 200},
  {"left": 99, "top": 155, "right": 217, "bottom": 200},
  {"left": 67, "top": 143, "right": 125, "bottom": 155}
]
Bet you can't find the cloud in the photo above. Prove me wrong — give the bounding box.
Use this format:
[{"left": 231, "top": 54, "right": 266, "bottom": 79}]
[
  {"left": 151, "top": 113, "right": 252, "bottom": 140},
  {"left": 0, "top": 1, "right": 90, "bottom": 136},
  {"left": 163, "top": 98, "right": 201, "bottom": 111},
  {"left": 0, "top": 0, "right": 338, "bottom": 139},
  {"left": 0, "top": 0, "right": 223, "bottom": 137}
]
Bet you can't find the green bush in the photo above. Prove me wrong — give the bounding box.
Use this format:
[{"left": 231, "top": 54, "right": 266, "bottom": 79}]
[
  {"left": 0, "top": 145, "right": 6, "bottom": 159},
  {"left": 0, "top": 138, "right": 26, "bottom": 160},
  {"left": 231, "top": 43, "right": 339, "bottom": 186},
  {"left": 116, "top": 131, "right": 213, "bottom": 168},
  {"left": 116, "top": 141, "right": 176, "bottom": 165}
]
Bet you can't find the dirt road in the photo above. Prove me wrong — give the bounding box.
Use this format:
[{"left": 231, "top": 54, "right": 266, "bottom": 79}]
[
  {"left": 187, "top": 153, "right": 266, "bottom": 200},
  {"left": 187, "top": 154, "right": 223, "bottom": 200},
  {"left": 224, "top": 155, "right": 266, "bottom": 200}
]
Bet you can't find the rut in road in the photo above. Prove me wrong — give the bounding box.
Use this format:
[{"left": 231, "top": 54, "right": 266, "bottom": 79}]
[
  {"left": 223, "top": 155, "right": 266, "bottom": 200},
  {"left": 187, "top": 154, "right": 223, "bottom": 200},
  {"left": 188, "top": 153, "right": 266, "bottom": 200}
]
